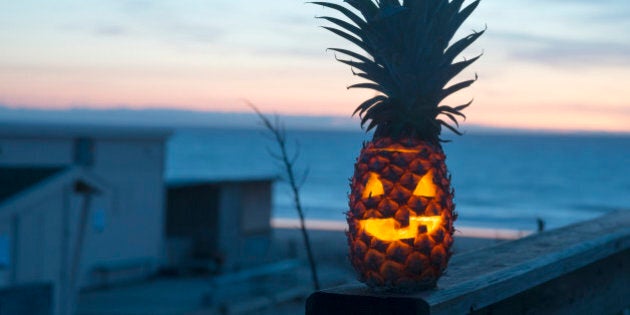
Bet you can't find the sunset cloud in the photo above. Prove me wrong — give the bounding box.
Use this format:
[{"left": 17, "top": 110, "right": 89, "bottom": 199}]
[{"left": 0, "top": 0, "right": 628, "bottom": 133}]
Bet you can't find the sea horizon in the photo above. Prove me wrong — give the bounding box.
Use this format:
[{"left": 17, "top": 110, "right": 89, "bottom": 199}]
[
  {"left": 167, "top": 127, "right": 630, "bottom": 235},
  {"left": 2, "top": 106, "right": 629, "bottom": 136}
]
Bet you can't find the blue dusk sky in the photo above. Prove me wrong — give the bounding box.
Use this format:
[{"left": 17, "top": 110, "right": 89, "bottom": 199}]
[{"left": 0, "top": 0, "right": 629, "bottom": 132}]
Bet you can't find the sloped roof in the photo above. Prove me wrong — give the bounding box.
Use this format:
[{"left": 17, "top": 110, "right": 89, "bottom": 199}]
[
  {"left": 0, "top": 167, "right": 111, "bottom": 219},
  {"left": 0, "top": 167, "right": 65, "bottom": 204}
]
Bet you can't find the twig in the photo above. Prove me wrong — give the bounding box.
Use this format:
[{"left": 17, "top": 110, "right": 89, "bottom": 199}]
[{"left": 248, "top": 102, "right": 321, "bottom": 291}]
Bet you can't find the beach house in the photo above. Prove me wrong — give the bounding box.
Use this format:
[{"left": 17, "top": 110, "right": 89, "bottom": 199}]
[
  {"left": 0, "top": 123, "right": 170, "bottom": 314},
  {"left": 165, "top": 176, "right": 276, "bottom": 273}
]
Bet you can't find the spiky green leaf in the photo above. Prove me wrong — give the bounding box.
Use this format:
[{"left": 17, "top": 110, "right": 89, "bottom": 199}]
[
  {"left": 317, "top": 16, "right": 365, "bottom": 40},
  {"left": 353, "top": 95, "right": 388, "bottom": 116},
  {"left": 313, "top": 0, "right": 483, "bottom": 141},
  {"left": 310, "top": 2, "right": 367, "bottom": 28},
  {"left": 327, "top": 47, "right": 372, "bottom": 63},
  {"left": 440, "top": 75, "right": 477, "bottom": 101},
  {"left": 442, "top": 29, "right": 485, "bottom": 66},
  {"left": 344, "top": 0, "right": 379, "bottom": 21},
  {"left": 348, "top": 82, "right": 388, "bottom": 94},
  {"left": 321, "top": 26, "right": 372, "bottom": 54},
  {"left": 441, "top": 53, "right": 482, "bottom": 85}
]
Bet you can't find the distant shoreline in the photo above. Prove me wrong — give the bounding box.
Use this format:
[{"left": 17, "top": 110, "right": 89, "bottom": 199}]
[{"left": 2, "top": 107, "right": 630, "bottom": 136}]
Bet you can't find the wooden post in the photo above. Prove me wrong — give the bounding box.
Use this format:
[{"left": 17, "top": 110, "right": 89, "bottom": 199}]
[{"left": 306, "top": 210, "right": 630, "bottom": 315}]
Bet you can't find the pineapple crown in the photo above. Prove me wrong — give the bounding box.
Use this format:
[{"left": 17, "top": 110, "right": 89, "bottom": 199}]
[{"left": 313, "top": 0, "right": 484, "bottom": 142}]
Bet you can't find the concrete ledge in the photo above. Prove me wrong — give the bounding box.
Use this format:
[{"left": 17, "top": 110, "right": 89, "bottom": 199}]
[{"left": 306, "top": 210, "right": 630, "bottom": 315}]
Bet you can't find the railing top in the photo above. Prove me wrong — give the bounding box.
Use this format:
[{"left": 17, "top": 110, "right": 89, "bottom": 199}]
[{"left": 307, "top": 210, "right": 630, "bottom": 315}]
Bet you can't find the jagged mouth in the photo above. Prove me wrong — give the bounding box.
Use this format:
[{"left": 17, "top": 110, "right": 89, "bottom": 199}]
[{"left": 359, "top": 216, "right": 442, "bottom": 241}]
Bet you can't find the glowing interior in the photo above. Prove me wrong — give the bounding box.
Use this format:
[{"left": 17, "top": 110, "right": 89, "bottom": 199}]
[
  {"left": 413, "top": 170, "right": 437, "bottom": 197},
  {"left": 363, "top": 172, "right": 385, "bottom": 198},
  {"left": 360, "top": 216, "right": 442, "bottom": 241},
  {"left": 368, "top": 148, "right": 421, "bottom": 153}
]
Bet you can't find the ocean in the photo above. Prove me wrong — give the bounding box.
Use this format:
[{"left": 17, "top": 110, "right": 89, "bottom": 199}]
[{"left": 166, "top": 128, "right": 630, "bottom": 232}]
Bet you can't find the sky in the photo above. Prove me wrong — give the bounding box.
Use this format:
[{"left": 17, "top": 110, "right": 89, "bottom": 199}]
[{"left": 0, "top": 0, "right": 629, "bottom": 133}]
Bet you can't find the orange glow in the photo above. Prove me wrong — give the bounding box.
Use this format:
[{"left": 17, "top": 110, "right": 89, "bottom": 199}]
[
  {"left": 414, "top": 170, "right": 437, "bottom": 197},
  {"left": 362, "top": 172, "right": 384, "bottom": 199},
  {"left": 360, "top": 216, "right": 442, "bottom": 241},
  {"left": 368, "top": 148, "right": 421, "bottom": 153}
]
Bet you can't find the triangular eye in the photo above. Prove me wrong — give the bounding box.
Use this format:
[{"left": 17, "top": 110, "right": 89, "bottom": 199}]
[
  {"left": 363, "top": 172, "right": 384, "bottom": 198},
  {"left": 413, "top": 170, "right": 437, "bottom": 197}
]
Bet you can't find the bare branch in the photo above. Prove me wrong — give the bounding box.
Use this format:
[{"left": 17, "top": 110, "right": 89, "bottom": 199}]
[
  {"left": 265, "top": 146, "right": 283, "bottom": 161},
  {"left": 290, "top": 145, "right": 301, "bottom": 165},
  {"left": 298, "top": 167, "right": 311, "bottom": 189},
  {"left": 247, "top": 101, "right": 320, "bottom": 291}
]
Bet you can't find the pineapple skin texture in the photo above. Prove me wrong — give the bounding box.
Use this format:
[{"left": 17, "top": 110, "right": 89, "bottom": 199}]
[{"left": 347, "top": 138, "right": 456, "bottom": 291}]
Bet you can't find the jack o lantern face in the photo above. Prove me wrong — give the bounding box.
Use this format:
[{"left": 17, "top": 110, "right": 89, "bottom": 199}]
[
  {"left": 358, "top": 169, "right": 442, "bottom": 241},
  {"left": 347, "top": 139, "right": 455, "bottom": 290}
]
